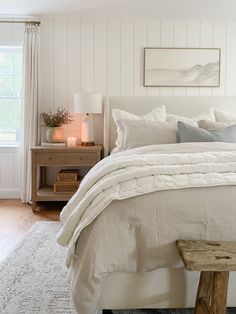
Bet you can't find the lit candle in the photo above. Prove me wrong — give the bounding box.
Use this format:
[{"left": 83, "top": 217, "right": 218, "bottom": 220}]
[{"left": 67, "top": 137, "right": 77, "bottom": 147}]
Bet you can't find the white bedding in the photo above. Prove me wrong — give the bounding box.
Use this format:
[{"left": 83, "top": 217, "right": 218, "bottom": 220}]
[
  {"left": 58, "top": 142, "right": 236, "bottom": 251},
  {"left": 58, "top": 142, "right": 236, "bottom": 313}
]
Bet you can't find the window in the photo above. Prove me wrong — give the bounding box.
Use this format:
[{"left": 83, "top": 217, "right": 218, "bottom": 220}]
[{"left": 0, "top": 46, "right": 22, "bottom": 146}]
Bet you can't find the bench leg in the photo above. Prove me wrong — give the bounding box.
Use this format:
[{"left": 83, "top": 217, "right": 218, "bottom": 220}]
[
  {"left": 211, "top": 271, "right": 229, "bottom": 314},
  {"left": 195, "top": 271, "right": 229, "bottom": 314},
  {"left": 195, "top": 271, "right": 213, "bottom": 314}
]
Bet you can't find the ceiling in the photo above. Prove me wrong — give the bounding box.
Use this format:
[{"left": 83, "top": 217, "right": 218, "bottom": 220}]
[{"left": 0, "top": 0, "right": 236, "bottom": 19}]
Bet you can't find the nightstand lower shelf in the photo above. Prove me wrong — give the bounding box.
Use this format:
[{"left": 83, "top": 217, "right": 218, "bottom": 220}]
[
  {"left": 37, "top": 186, "right": 75, "bottom": 201},
  {"left": 31, "top": 186, "right": 76, "bottom": 211}
]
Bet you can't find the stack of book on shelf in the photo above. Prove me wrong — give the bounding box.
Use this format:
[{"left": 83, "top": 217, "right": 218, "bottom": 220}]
[
  {"left": 41, "top": 142, "right": 66, "bottom": 147},
  {"left": 54, "top": 169, "right": 81, "bottom": 193}
]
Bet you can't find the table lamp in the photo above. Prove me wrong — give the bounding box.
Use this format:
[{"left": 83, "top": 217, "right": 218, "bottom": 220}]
[{"left": 74, "top": 93, "right": 102, "bottom": 146}]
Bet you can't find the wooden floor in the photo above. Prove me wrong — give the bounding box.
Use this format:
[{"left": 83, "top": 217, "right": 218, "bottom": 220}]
[{"left": 0, "top": 199, "right": 62, "bottom": 262}]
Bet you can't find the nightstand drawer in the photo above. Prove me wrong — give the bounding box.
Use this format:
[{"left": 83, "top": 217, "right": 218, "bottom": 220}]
[
  {"left": 35, "top": 152, "right": 67, "bottom": 164},
  {"left": 67, "top": 152, "right": 98, "bottom": 165}
]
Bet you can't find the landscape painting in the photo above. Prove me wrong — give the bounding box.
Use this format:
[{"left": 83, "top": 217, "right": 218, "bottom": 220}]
[{"left": 144, "top": 48, "right": 220, "bottom": 87}]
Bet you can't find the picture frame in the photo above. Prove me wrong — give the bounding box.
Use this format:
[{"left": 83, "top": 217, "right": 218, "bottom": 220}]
[{"left": 144, "top": 47, "right": 221, "bottom": 87}]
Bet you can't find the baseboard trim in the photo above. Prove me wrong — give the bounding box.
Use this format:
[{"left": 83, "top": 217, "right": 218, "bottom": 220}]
[{"left": 0, "top": 189, "right": 20, "bottom": 199}]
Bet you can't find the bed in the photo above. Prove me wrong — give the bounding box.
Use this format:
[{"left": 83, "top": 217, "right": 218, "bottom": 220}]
[{"left": 58, "top": 96, "right": 236, "bottom": 314}]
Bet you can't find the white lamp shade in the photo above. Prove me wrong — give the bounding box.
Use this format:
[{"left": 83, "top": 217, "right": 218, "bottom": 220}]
[{"left": 74, "top": 93, "right": 103, "bottom": 114}]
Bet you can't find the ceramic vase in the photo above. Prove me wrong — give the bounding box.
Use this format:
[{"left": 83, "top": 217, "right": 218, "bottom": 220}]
[{"left": 46, "top": 127, "right": 64, "bottom": 143}]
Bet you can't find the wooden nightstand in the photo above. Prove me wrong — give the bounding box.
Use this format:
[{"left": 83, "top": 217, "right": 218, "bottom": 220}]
[{"left": 31, "top": 145, "right": 103, "bottom": 211}]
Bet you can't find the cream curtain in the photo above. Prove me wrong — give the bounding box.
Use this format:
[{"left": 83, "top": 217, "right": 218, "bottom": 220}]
[{"left": 20, "top": 24, "right": 40, "bottom": 203}]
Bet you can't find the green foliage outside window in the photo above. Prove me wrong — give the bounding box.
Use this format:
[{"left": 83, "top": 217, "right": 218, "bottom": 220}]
[{"left": 0, "top": 47, "right": 22, "bottom": 144}]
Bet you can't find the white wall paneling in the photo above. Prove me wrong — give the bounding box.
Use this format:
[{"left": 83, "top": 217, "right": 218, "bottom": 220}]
[
  {"left": 147, "top": 20, "right": 161, "bottom": 96},
  {"left": 54, "top": 19, "right": 68, "bottom": 109},
  {"left": 81, "top": 19, "right": 94, "bottom": 93},
  {"left": 159, "top": 20, "right": 174, "bottom": 96},
  {"left": 0, "top": 148, "right": 20, "bottom": 198},
  {"left": 212, "top": 22, "right": 227, "bottom": 96},
  {"left": 226, "top": 22, "right": 236, "bottom": 96},
  {"left": 173, "top": 20, "right": 187, "bottom": 96},
  {"left": 67, "top": 18, "right": 81, "bottom": 109},
  {"left": 94, "top": 18, "right": 108, "bottom": 95},
  {"left": 38, "top": 17, "right": 236, "bottom": 149},
  {"left": 133, "top": 20, "right": 147, "bottom": 96},
  {"left": 40, "top": 18, "right": 236, "bottom": 106},
  {"left": 199, "top": 21, "right": 214, "bottom": 96},
  {"left": 66, "top": 18, "right": 82, "bottom": 143},
  {"left": 107, "top": 19, "right": 121, "bottom": 96},
  {"left": 186, "top": 20, "right": 201, "bottom": 96},
  {"left": 121, "top": 20, "right": 134, "bottom": 96}
]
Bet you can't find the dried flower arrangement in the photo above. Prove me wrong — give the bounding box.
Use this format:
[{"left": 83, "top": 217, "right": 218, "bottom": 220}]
[{"left": 41, "top": 108, "right": 74, "bottom": 127}]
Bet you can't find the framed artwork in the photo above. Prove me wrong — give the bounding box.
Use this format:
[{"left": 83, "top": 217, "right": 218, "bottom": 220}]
[{"left": 144, "top": 48, "right": 221, "bottom": 87}]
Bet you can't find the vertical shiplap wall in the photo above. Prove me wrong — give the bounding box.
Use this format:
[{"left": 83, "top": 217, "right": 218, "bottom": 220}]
[
  {"left": 39, "top": 17, "right": 236, "bottom": 145},
  {"left": 0, "top": 148, "right": 20, "bottom": 198},
  {"left": 40, "top": 18, "right": 236, "bottom": 105}
]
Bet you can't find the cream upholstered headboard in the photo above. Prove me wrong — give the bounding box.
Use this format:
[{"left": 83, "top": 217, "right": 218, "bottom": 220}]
[{"left": 103, "top": 96, "right": 236, "bottom": 156}]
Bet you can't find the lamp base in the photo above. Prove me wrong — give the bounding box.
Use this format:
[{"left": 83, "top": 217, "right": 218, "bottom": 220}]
[{"left": 81, "top": 141, "right": 95, "bottom": 146}]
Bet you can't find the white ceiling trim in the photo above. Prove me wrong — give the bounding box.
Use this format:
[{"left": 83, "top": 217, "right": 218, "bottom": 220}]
[{"left": 0, "top": 0, "right": 235, "bottom": 20}]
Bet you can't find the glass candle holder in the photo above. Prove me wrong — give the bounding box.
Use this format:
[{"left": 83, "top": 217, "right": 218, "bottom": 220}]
[{"left": 67, "top": 137, "right": 77, "bottom": 147}]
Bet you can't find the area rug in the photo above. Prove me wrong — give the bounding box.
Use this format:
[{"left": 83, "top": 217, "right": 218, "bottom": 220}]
[
  {"left": 0, "top": 221, "right": 76, "bottom": 314},
  {"left": 0, "top": 221, "right": 235, "bottom": 314}
]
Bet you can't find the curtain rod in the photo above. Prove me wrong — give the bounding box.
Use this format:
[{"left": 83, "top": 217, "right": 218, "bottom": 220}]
[{"left": 0, "top": 20, "right": 40, "bottom": 26}]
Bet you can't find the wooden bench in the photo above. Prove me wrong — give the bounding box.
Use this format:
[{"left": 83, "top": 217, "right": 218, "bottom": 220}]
[{"left": 177, "top": 240, "right": 236, "bottom": 314}]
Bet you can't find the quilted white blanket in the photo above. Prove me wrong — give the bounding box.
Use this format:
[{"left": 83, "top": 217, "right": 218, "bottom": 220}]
[{"left": 58, "top": 142, "right": 236, "bottom": 263}]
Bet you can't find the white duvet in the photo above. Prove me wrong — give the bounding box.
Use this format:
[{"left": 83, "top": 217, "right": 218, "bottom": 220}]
[
  {"left": 57, "top": 142, "right": 236, "bottom": 313},
  {"left": 58, "top": 142, "right": 236, "bottom": 260}
]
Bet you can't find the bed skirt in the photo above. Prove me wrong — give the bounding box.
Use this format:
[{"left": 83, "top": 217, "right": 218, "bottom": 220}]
[{"left": 99, "top": 267, "right": 236, "bottom": 309}]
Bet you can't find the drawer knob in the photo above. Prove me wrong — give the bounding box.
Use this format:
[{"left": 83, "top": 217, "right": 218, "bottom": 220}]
[
  {"left": 49, "top": 157, "right": 52, "bottom": 160},
  {"left": 80, "top": 157, "right": 84, "bottom": 160}
]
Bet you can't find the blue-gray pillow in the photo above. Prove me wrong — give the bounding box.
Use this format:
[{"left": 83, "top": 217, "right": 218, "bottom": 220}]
[{"left": 178, "top": 121, "right": 236, "bottom": 143}]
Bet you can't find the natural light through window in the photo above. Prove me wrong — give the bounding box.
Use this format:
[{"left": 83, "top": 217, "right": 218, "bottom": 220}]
[{"left": 0, "top": 46, "right": 22, "bottom": 146}]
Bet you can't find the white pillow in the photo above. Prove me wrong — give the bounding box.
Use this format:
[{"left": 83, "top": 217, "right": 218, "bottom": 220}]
[
  {"left": 112, "top": 106, "right": 166, "bottom": 150},
  {"left": 166, "top": 108, "right": 215, "bottom": 125},
  {"left": 166, "top": 113, "right": 198, "bottom": 125},
  {"left": 119, "top": 119, "right": 177, "bottom": 150},
  {"left": 193, "top": 108, "right": 216, "bottom": 121},
  {"left": 214, "top": 109, "right": 236, "bottom": 122},
  {"left": 198, "top": 120, "right": 235, "bottom": 130}
]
